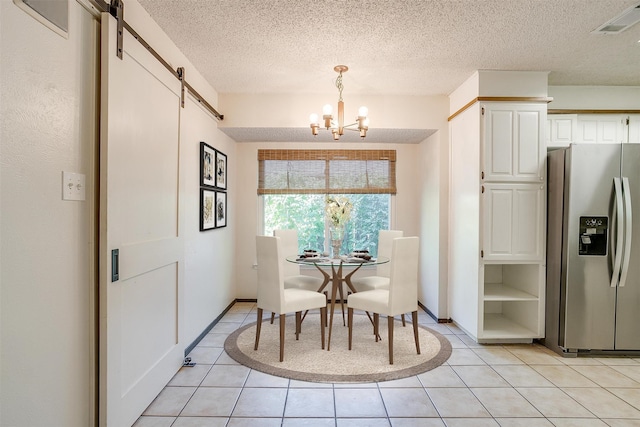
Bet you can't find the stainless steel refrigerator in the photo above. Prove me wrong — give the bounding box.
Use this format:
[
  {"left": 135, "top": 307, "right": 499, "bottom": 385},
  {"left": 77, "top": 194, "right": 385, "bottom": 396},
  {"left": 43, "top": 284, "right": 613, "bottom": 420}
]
[{"left": 545, "top": 143, "right": 640, "bottom": 355}]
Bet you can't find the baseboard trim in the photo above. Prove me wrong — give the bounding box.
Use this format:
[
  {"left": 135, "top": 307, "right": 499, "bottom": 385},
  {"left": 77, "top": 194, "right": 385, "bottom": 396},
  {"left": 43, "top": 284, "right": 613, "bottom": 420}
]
[
  {"left": 418, "top": 301, "right": 451, "bottom": 323},
  {"left": 185, "top": 299, "right": 236, "bottom": 356}
]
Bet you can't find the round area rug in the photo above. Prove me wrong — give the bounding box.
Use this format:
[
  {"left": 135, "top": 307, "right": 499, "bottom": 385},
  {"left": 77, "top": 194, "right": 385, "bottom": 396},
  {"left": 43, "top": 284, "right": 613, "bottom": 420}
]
[{"left": 224, "top": 312, "right": 451, "bottom": 383}]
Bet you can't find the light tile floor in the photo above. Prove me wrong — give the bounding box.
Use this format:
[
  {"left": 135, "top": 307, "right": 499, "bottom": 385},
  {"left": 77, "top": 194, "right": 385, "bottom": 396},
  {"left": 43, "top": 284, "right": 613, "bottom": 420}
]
[{"left": 134, "top": 302, "right": 640, "bottom": 427}]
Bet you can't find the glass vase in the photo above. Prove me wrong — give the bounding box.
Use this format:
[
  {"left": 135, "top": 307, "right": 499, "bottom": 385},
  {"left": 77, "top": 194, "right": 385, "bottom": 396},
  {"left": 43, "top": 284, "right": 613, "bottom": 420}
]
[{"left": 330, "top": 225, "right": 345, "bottom": 258}]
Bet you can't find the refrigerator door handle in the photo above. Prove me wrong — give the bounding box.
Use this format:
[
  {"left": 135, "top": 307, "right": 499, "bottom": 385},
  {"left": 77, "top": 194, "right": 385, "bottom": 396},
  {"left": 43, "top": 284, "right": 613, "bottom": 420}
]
[
  {"left": 611, "top": 177, "right": 624, "bottom": 288},
  {"left": 619, "top": 177, "right": 632, "bottom": 287}
]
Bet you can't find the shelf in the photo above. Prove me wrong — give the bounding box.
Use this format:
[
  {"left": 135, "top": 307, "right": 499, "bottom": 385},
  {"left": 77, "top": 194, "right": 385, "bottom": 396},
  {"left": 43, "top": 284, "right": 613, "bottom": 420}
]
[
  {"left": 484, "top": 284, "right": 538, "bottom": 301},
  {"left": 481, "top": 313, "right": 539, "bottom": 339}
]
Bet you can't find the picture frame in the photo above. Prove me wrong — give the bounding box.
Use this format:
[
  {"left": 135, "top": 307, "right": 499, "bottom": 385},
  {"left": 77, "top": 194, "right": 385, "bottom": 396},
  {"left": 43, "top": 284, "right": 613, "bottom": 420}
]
[
  {"left": 215, "top": 150, "right": 227, "bottom": 190},
  {"left": 200, "top": 188, "right": 216, "bottom": 231},
  {"left": 215, "top": 191, "right": 227, "bottom": 228},
  {"left": 200, "top": 142, "right": 216, "bottom": 188}
]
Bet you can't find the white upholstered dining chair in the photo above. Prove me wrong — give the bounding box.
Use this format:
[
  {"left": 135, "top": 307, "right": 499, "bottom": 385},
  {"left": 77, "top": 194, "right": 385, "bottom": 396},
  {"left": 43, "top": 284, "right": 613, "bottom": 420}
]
[
  {"left": 274, "top": 229, "right": 327, "bottom": 291},
  {"left": 270, "top": 229, "right": 328, "bottom": 324},
  {"left": 349, "top": 230, "right": 403, "bottom": 292},
  {"left": 347, "top": 236, "right": 420, "bottom": 364},
  {"left": 255, "top": 235, "right": 327, "bottom": 362}
]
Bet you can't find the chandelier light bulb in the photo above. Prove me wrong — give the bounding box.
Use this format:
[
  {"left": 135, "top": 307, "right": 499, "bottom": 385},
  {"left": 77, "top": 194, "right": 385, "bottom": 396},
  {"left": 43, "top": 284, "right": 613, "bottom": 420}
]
[
  {"left": 358, "top": 106, "right": 368, "bottom": 118},
  {"left": 309, "top": 113, "right": 319, "bottom": 124},
  {"left": 322, "top": 104, "right": 333, "bottom": 116}
]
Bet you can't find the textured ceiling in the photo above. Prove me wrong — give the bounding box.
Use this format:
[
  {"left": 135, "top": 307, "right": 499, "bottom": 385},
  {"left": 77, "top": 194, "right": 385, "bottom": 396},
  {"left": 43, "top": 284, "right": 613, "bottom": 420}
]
[{"left": 136, "top": 0, "right": 640, "bottom": 142}]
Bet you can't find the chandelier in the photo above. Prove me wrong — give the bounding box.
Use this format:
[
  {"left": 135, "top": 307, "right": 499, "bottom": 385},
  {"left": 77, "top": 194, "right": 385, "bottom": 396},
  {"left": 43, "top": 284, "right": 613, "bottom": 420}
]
[{"left": 309, "top": 65, "right": 369, "bottom": 140}]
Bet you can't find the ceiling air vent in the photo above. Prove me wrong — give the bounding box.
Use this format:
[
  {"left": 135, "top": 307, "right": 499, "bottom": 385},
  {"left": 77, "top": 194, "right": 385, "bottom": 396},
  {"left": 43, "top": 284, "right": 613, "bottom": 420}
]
[{"left": 592, "top": 3, "right": 640, "bottom": 34}]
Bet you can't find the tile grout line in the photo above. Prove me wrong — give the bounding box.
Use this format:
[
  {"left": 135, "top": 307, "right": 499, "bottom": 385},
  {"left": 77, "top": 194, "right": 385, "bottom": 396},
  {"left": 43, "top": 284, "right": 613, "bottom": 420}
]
[
  {"left": 331, "top": 383, "right": 338, "bottom": 427},
  {"left": 224, "top": 310, "right": 252, "bottom": 423},
  {"left": 374, "top": 381, "right": 392, "bottom": 425},
  {"left": 169, "top": 358, "right": 217, "bottom": 425}
]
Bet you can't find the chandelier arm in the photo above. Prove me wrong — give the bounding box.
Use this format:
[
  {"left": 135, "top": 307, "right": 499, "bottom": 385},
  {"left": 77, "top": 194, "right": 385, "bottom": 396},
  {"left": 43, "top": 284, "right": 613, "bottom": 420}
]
[{"left": 342, "top": 122, "right": 361, "bottom": 130}]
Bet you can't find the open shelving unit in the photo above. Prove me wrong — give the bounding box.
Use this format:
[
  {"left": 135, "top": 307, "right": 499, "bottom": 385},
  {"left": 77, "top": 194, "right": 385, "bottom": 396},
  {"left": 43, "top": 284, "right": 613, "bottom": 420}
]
[{"left": 479, "top": 263, "right": 544, "bottom": 341}]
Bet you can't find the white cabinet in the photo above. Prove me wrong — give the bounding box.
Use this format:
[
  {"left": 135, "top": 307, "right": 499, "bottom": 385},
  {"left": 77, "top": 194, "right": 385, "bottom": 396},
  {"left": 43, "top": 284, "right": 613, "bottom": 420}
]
[
  {"left": 482, "top": 183, "right": 545, "bottom": 262},
  {"left": 628, "top": 115, "right": 640, "bottom": 144},
  {"left": 483, "top": 103, "right": 546, "bottom": 182},
  {"left": 548, "top": 113, "right": 638, "bottom": 146},
  {"left": 576, "top": 114, "right": 625, "bottom": 144},
  {"left": 449, "top": 100, "right": 547, "bottom": 343},
  {"left": 479, "top": 102, "right": 547, "bottom": 341},
  {"left": 547, "top": 114, "right": 577, "bottom": 148}
]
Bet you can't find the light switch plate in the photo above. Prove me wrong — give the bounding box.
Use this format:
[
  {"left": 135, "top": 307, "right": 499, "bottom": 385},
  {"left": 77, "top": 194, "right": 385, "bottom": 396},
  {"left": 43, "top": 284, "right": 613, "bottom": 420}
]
[{"left": 62, "top": 171, "right": 86, "bottom": 201}]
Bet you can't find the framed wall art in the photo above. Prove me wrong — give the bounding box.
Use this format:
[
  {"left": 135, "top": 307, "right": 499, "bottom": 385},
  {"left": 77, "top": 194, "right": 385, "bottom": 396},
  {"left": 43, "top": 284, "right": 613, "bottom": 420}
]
[
  {"left": 215, "top": 191, "right": 227, "bottom": 228},
  {"left": 215, "top": 150, "right": 227, "bottom": 190},
  {"left": 200, "top": 188, "right": 216, "bottom": 231},
  {"left": 200, "top": 142, "right": 216, "bottom": 188}
]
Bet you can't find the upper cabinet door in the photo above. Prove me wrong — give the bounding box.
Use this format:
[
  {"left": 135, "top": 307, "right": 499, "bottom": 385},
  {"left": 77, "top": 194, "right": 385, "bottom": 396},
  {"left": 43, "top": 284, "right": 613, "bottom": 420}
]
[
  {"left": 482, "top": 103, "right": 546, "bottom": 182},
  {"left": 547, "top": 114, "right": 578, "bottom": 148},
  {"left": 627, "top": 115, "right": 640, "bottom": 144},
  {"left": 482, "top": 183, "right": 545, "bottom": 262},
  {"left": 576, "top": 114, "right": 625, "bottom": 144}
]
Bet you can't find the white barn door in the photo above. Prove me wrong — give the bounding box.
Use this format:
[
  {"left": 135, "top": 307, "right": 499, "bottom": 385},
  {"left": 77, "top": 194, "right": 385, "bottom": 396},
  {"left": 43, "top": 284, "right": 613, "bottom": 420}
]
[{"left": 99, "top": 13, "right": 184, "bottom": 426}]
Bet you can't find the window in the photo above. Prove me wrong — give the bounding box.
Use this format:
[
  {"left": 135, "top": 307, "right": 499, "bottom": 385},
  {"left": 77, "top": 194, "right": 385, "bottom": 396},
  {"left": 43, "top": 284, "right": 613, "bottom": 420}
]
[{"left": 259, "top": 149, "right": 396, "bottom": 256}]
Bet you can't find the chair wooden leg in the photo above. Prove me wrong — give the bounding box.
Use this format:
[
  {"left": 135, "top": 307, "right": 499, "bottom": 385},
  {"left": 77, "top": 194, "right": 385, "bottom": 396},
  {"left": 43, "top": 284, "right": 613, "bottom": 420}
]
[
  {"left": 279, "top": 314, "right": 285, "bottom": 362},
  {"left": 338, "top": 281, "right": 346, "bottom": 326},
  {"left": 254, "top": 308, "right": 263, "bottom": 350},
  {"left": 388, "top": 315, "right": 394, "bottom": 365},
  {"left": 362, "top": 311, "right": 380, "bottom": 340},
  {"left": 401, "top": 313, "right": 406, "bottom": 327},
  {"left": 348, "top": 307, "right": 353, "bottom": 350},
  {"left": 374, "top": 313, "right": 379, "bottom": 342},
  {"left": 324, "top": 291, "right": 329, "bottom": 327},
  {"left": 270, "top": 312, "right": 275, "bottom": 324},
  {"left": 295, "top": 311, "right": 301, "bottom": 340},
  {"left": 320, "top": 307, "right": 326, "bottom": 350},
  {"left": 412, "top": 311, "right": 421, "bottom": 355},
  {"left": 365, "top": 311, "right": 375, "bottom": 334}
]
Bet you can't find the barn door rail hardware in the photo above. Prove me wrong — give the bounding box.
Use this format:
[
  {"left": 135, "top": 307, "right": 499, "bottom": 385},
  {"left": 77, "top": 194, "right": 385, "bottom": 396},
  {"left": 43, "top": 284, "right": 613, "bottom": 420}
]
[{"left": 88, "top": 0, "right": 224, "bottom": 121}]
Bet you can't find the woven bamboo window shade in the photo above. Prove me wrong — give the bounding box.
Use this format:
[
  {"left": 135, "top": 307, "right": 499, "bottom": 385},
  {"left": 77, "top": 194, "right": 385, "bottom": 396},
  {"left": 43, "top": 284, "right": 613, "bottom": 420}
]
[{"left": 258, "top": 149, "right": 397, "bottom": 195}]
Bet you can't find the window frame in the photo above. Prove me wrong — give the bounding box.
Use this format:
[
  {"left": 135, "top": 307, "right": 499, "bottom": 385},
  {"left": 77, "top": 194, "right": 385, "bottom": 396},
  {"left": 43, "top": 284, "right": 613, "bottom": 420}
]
[{"left": 257, "top": 149, "right": 397, "bottom": 256}]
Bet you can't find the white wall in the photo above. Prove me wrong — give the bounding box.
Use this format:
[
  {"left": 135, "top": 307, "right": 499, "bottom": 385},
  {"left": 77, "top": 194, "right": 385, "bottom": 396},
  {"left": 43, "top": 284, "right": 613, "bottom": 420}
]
[
  {"left": 449, "top": 70, "right": 549, "bottom": 115},
  {"left": 418, "top": 134, "right": 440, "bottom": 309},
  {"left": 1, "top": 2, "right": 97, "bottom": 425},
  {"left": 234, "top": 141, "right": 429, "bottom": 300},
  {"left": 448, "top": 103, "right": 482, "bottom": 337},
  {"left": 1, "top": 1, "right": 237, "bottom": 425},
  {"left": 418, "top": 131, "right": 450, "bottom": 319},
  {"left": 415, "top": 94, "right": 450, "bottom": 320},
  {"left": 180, "top": 96, "right": 237, "bottom": 347},
  {"left": 225, "top": 93, "right": 452, "bottom": 318},
  {"left": 549, "top": 86, "right": 640, "bottom": 110}
]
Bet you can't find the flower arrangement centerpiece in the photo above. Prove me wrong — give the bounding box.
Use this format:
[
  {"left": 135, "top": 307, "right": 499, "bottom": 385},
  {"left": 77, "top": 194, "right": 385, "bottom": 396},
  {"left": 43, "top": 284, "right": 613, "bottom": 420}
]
[{"left": 325, "top": 196, "right": 353, "bottom": 258}]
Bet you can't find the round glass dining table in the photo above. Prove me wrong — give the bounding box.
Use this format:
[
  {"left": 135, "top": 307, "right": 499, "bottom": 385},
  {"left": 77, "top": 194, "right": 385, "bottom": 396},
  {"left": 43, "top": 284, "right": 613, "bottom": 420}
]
[{"left": 286, "top": 255, "right": 389, "bottom": 350}]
